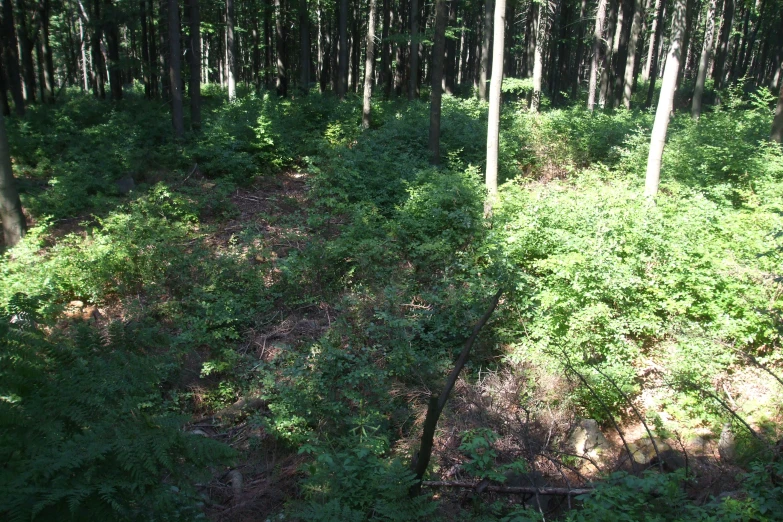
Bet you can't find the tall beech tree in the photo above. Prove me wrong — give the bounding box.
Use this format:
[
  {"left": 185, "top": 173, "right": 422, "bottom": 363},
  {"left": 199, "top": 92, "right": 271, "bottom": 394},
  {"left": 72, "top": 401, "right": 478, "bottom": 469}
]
[
  {"left": 226, "top": 0, "right": 237, "bottom": 100},
  {"left": 773, "top": 80, "right": 783, "bottom": 143},
  {"left": 479, "top": 0, "right": 494, "bottom": 101},
  {"left": 588, "top": 0, "right": 608, "bottom": 111},
  {"left": 485, "top": 0, "right": 506, "bottom": 208},
  {"left": 645, "top": 0, "right": 687, "bottom": 198},
  {"left": 189, "top": 0, "right": 201, "bottom": 129},
  {"left": 0, "top": 112, "right": 25, "bottom": 247}
]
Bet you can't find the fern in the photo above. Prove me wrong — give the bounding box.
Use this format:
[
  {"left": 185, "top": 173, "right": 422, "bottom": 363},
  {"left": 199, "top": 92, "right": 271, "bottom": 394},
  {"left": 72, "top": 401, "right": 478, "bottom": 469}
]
[{"left": 0, "top": 296, "right": 235, "bottom": 521}]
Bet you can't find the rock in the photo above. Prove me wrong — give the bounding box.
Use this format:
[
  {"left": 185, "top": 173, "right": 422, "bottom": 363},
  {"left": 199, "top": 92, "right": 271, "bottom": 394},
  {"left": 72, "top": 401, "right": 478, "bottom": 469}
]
[
  {"left": 115, "top": 176, "right": 136, "bottom": 194},
  {"left": 569, "top": 419, "right": 609, "bottom": 458},
  {"left": 687, "top": 435, "right": 707, "bottom": 454},
  {"left": 227, "top": 470, "right": 243, "bottom": 501},
  {"left": 189, "top": 429, "right": 209, "bottom": 437},
  {"left": 627, "top": 438, "right": 671, "bottom": 465},
  {"left": 658, "top": 449, "right": 687, "bottom": 471},
  {"left": 68, "top": 300, "right": 84, "bottom": 308},
  {"left": 82, "top": 305, "right": 101, "bottom": 321},
  {"left": 718, "top": 423, "right": 736, "bottom": 462}
]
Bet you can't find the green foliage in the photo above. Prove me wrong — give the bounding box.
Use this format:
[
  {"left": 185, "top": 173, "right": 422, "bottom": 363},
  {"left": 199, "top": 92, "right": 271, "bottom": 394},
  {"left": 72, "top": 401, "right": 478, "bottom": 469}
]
[
  {"left": 0, "top": 298, "right": 235, "bottom": 521},
  {"left": 294, "top": 446, "right": 437, "bottom": 521}
]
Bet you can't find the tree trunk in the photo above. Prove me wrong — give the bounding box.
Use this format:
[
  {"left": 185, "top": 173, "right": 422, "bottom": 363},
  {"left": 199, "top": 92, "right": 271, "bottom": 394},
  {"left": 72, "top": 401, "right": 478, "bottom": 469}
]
[
  {"left": 428, "top": 0, "right": 447, "bottom": 164},
  {"left": 0, "top": 58, "right": 10, "bottom": 116},
  {"left": 79, "top": 15, "right": 90, "bottom": 91},
  {"left": 572, "top": 0, "right": 588, "bottom": 98},
  {"left": 169, "top": 0, "right": 184, "bottom": 139},
  {"left": 105, "top": 0, "right": 122, "bottom": 100},
  {"left": 642, "top": 0, "right": 661, "bottom": 81},
  {"left": 141, "top": 0, "right": 151, "bottom": 97},
  {"left": 588, "top": 0, "right": 608, "bottom": 110},
  {"left": 621, "top": 0, "right": 643, "bottom": 107},
  {"left": 148, "top": 0, "right": 158, "bottom": 96},
  {"left": 265, "top": 0, "right": 273, "bottom": 89},
  {"left": 444, "top": 0, "right": 457, "bottom": 93},
  {"left": 599, "top": 0, "right": 618, "bottom": 106},
  {"left": 299, "top": 0, "right": 309, "bottom": 93},
  {"left": 91, "top": 0, "right": 106, "bottom": 98},
  {"left": 645, "top": 0, "right": 687, "bottom": 198},
  {"left": 644, "top": 0, "right": 665, "bottom": 106},
  {"left": 227, "top": 0, "right": 237, "bottom": 100},
  {"left": 772, "top": 80, "right": 783, "bottom": 143},
  {"left": 16, "top": 0, "right": 36, "bottom": 103},
  {"left": 530, "top": 0, "right": 545, "bottom": 112},
  {"left": 479, "top": 0, "right": 493, "bottom": 100},
  {"left": 691, "top": 0, "right": 716, "bottom": 118},
  {"left": 409, "top": 0, "right": 419, "bottom": 99},
  {"left": 1, "top": 0, "right": 25, "bottom": 115},
  {"left": 189, "top": 0, "right": 201, "bottom": 129},
  {"left": 0, "top": 112, "right": 25, "bottom": 247},
  {"left": 39, "top": 0, "right": 55, "bottom": 102},
  {"left": 362, "top": 0, "right": 377, "bottom": 128},
  {"left": 485, "top": 0, "right": 505, "bottom": 207},
  {"left": 274, "top": 0, "right": 287, "bottom": 95},
  {"left": 337, "top": 0, "right": 348, "bottom": 98},
  {"left": 612, "top": 0, "right": 634, "bottom": 107},
  {"left": 712, "top": 0, "right": 733, "bottom": 89}
]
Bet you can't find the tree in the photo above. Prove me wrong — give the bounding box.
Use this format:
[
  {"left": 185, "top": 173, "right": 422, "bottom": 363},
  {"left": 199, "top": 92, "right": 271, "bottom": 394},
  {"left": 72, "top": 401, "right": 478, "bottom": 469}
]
[
  {"left": 620, "top": 0, "right": 642, "bottom": 108},
  {"left": 1, "top": 0, "right": 25, "bottom": 115},
  {"left": 428, "top": 0, "right": 447, "bottom": 164},
  {"left": 644, "top": 0, "right": 687, "bottom": 198},
  {"left": 691, "top": 0, "right": 717, "bottom": 119},
  {"left": 530, "top": 0, "right": 545, "bottom": 112},
  {"left": 299, "top": 0, "right": 310, "bottom": 93},
  {"left": 226, "top": 0, "right": 237, "bottom": 100},
  {"left": 410, "top": 0, "right": 419, "bottom": 100},
  {"left": 362, "top": 0, "right": 377, "bottom": 128},
  {"left": 189, "top": 0, "right": 201, "bottom": 129},
  {"left": 588, "top": 0, "right": 608, "bottom": 111},
  {"left": 169, "top": 0, "right": 184, "bottom": 140},
  {"left": 274, "top": 0, "right": 287, "bottom": 96},
  {"left": 105, "top": 0, "right": 122, "bottom": 100},
  {"left": 337, "top": 0, "right": 348, "bottom": 98},
  {"left": 644, "top": 0, "right": 665, "bottom": 107},
  {"left": 479, "top": 0, "right": 494, "bottom": 101},
  {"left": 485, "top": 0, "right": 506, "bottom": 209},
  {"left": 773, "top": 80, "right": 783, "bottom": 143},
  {"left": 0, "top": 112, "right": 25, "bottom": 247}
]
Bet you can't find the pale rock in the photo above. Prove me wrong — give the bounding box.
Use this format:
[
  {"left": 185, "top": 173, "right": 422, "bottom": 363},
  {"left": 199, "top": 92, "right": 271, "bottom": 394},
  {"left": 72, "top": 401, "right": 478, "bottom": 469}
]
[
  {"left": 627, "top": 437, "right": 671, "bottom": 464},
  {"left": 569, "top": 419, "right": 609, "bottom": 459}
]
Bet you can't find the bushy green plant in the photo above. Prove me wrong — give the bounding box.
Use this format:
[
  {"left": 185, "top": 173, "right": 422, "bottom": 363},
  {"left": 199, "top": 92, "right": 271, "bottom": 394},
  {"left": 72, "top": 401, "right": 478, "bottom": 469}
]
[{"left": 0, "top": 298, "right": 235, "bottom": 521}]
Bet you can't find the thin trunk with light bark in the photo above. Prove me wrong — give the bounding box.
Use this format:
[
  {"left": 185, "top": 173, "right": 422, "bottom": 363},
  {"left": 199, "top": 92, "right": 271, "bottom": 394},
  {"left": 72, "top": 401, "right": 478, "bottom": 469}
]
[
  {"left": 530, "top": 0, "right": 545, "bottom": 112},
  {"left": 485, "top": 0, "right": 505, "bottom": 207},
  {"left": 588, "top": 0, "right": 608, "bottom": 110},
  {"left": 428, "top": 0, "right": 447, "bottom": 164},
  {"left": 189, "top": 0, "right": 201, "bottom": 129},
  {"left": 479, "top": 0, "right": 493, "bottom": 100},
  {"left": 337, "top": 0, "right": 348, "bottom": 98},
  {"left": 621, "top": 0, "right": 643, "bottom": 108},
  {"left": 644, "top": 0, "right": 687, "bottom": 198},
  {"left": 362, "top": 0, "right": 377, "bottom": 128},
  {"left": 226, "top": 0, "right": 237, "bottom": 100},
  {"left": 169, "top": 0, "right": 184, "bottom": 140},
  {"left": 691, "top": 0, "right": 716, "bottom": 118},
  {"left": 410, "top": 0, "right": 419, "bottom": 99}
]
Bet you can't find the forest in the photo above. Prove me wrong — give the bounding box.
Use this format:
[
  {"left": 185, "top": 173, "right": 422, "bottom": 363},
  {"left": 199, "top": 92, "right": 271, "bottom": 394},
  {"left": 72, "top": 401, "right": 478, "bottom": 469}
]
[{"left": 1, "top": 0, "right": 783, "bottom": 519}]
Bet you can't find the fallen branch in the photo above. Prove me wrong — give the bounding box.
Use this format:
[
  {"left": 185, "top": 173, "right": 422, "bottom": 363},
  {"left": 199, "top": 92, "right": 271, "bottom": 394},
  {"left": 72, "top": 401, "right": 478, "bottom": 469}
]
[{"left": 422, "top": 480, "right": 593, "bottom": 496}]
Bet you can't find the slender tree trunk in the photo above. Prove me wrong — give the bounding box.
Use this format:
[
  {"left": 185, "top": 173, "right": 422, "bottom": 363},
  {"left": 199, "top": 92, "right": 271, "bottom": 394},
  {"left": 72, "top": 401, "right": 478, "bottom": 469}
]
[
  {"left": 612, "top": 0, "right": 633, "bottom": 107},
  {"left": 572, "top": 0, "right": 588, "bottom": 98},
  {"left": 91, "top": 0, "right": 106, "bottom": 98},
  {"left": 645, "top": 0, "right": 687, "bottom": 198},
  {"left": 645, "top": 0, "right": 665, "bottom": 106},
  {"left": 79, "top": 15, "right": 90, "bottom": 91},
  {"left": 428, "top": 0, "right": 447, "bottom": 164},
  {"left": 588, "top": 0, "right": 608, "bottom": 110},
  {"left": 531, "top": 0, "right": 545, "bottom": 111},
  {"left": 1, "top": 0, "right": 25, "bottom": 115},
  {"left": 148, "top": 0, "right": 158, "bottom": 96},
  {"left": 772, "top": 79, "right": 783, "bottom": 143},
  {"left": 599, "top": 0, "right": 619, "bottom": 106},
  {"left": 713, "top": 0, "right": 733, "bottom": 89},
  {"left": 485, "top": 0, "right": 505, "bottom": 209},
  {"left": 621, "top": 0, "right": 643, "bottom": 107},
  {"left": 275, "top": 0, "right": 287, "bottom": 95},
  {"left": 409, "top": 0, "right": 419, "bottom": 99},
  {"left": 141, "top": 0, "right": 151, "bottom": 97},
  {"left": 691, "top": 0, "right": 716, "bottom": 118},
  {"left": 189, "top": 0, "right": 201, "bottom": 129},
  {"left": 264, "top": 0, "right": 272, "bottom": 89},
  {"left": 479, "top": 0, "right": 494, "bottom": 100},
  {"left": 169, "top": 0, "right": 184, "bottom": 139},
  {"left": 299, "top": 0, "right": 309, "bottom": 93},
  {"left": 362, "top": 0, "right": 377, "bottom": 128},
  {"left": 105, "top": 0, "right": 122, "bottom": 100},
  {"left": 16, "top": 0, "right": 36, "bottom": 103},
  {"left": 337, "top": 0, "right": 348, "bottom": 97},
  {"left": 444, "top": 0, "right": 457, "bottom": 93},
  {"left": 40, "top": 0, "right": 55, "bottom": 102},
  {"left": 0, "top": 112, "right": 25, "bottom": 247},
  {"left": 0, "top": 59, "right": 9, "bottom": 116},
  {"left": 226, "top": 0, "right": 237, "bottom": 100},
  {"left": 642, "top": 0, "right": 661, "bottom": 81}
]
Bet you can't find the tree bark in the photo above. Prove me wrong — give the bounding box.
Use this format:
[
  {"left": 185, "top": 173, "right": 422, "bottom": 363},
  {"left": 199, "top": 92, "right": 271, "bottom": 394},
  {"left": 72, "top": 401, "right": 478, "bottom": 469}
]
[
  {"left": 39, "top": 0, "right": 55, "bottom": 102},
  {"left": 588, "top": 0, "right": 608, "bottom": 111},
  {"left": 274, "top": 0, "right": 287, "bottom": 96},
  {"left": 599, "top": 0, "right": 618, "bottom": 106},
  {"left": 772, "top": 80, "right": 783, "bottom": 143},
  {"left": 189, "top": 0, "right": 201, "bottom": 129},
  {"left": 337, "top": 0, "right": 348, "bottom": 98},
  {"left": 691, "top": 0, "right": 716, "bottom": 118},
  {"left": 621, "top": 0, "right": 643, "bottom": 108},
  {"left": 645, "top": 0, "right": 687, "bottom": 198},
  {"left": 0, "top": 58, "right": 9, "bottom": 116},
  {"left": 299, "top": 0, "right": 309, "bottom": 93},
  {"left": 485, "top": 0, "right": 505, "bottom": 206},
  {"left": 409, "top": 0, "right": 419, "bottom": 99},
  {"left": 16, "top": 0, "right": 36, "bottom": 103},
  {"left": 91, "top": 0, "right": 106, "bottom": 98},
  {"left": 572, "top": 0, "right": 588, "bottom": 99},
  {"left": 362, "top": 0, "right": 377, "bottom": 128},
  {"left": 0, "top": 112, "right": 25, "bottom": 247},
  {"left": 169, "top": 0, "right": 184, "bottom": 140},
  {"left": 141, "top": 0, "right": 151, "bottom": 97},
  {"left": 644, "top": 0, "right": 665, "bottom": 106},
  {"left": 227, "top": 0, "right": 237, "bottom": 100},
  {"left": 479, "top": 0, "right": 493, "bottom": 100},
  {"left": 712, "top": 0, "right": 733, "bottom": 89},
  {"left": 105, "top": 0, "right": 122, "bottom": 100},
  {"left": 530, "top": 0, "right": 545, "bottom": 112},
  {"left": 1, "top": 0, "right": 25, "bottom": 115},
  {"left": 642, "top": 0, "right": 661, "bottom": 81},
  {"left": 428, "top": 0, "right": 447, "bottom": 164}
]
